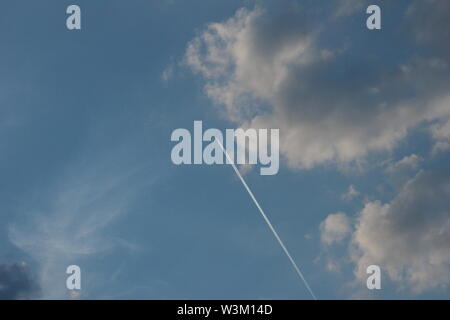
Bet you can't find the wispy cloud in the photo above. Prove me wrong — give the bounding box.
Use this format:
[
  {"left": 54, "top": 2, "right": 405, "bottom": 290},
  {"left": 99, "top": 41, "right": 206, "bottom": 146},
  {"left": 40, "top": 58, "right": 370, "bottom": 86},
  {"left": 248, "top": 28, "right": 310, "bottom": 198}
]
[
  {"left": 341, "top": 185, "right": 360, "bottom": 201},
  {"left": 385, "top": 154, "right": 422, "bottom": 173},
  {"left": 8, "top": 150, "right": 154, "bottom": 299}
]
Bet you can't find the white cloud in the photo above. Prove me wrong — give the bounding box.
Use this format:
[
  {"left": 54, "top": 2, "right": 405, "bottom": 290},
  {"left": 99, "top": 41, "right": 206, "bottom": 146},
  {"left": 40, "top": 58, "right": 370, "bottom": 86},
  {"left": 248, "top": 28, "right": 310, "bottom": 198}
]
[
  {"left": 345, "top": 171, "right": 450, "bottom": 293},
  {"left": 342, "top": 185, "right": 360, "bottom": 201},
  {"left": 185, "top": 1, "right": 450, "bottom": 295},
  {"left": 386, "top": 154, "right": 422, "bottom": 173},
  {"left": 185, "top": 3, "right": 450, "bottom": 169},
  {"left": 161, "top": 63, "right": 175, "bottom": 83},
  {"left": 431, "top": 120, "right": 450, "bottom": 155},
  {"left": 8, "top": 153, "right": 149, "bottom": 299},
  {"left": 320, "top": 212, "right": 352, "bottom": 245}
]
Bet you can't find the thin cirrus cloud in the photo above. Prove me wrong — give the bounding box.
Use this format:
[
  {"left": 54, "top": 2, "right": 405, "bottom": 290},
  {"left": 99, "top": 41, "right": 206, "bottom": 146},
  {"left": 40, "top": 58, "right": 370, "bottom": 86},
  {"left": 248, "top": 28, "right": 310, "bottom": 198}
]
[{"left": 8, "top": 151, "right": 151, "bottom": 299}]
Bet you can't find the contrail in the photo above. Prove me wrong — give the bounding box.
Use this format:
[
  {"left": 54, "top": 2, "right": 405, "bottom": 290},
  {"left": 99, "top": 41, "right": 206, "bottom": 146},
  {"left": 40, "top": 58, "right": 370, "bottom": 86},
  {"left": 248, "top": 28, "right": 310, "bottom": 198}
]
[{"left": 217, "top": 140, "right": 317, "bottom": 300}]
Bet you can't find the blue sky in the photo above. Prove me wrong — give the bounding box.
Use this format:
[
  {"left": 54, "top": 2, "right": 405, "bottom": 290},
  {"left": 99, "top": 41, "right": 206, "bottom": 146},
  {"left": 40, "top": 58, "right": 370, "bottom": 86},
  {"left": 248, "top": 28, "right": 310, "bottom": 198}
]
[{"left": 0, "top": 0, "right": 450, "bottom": 299}]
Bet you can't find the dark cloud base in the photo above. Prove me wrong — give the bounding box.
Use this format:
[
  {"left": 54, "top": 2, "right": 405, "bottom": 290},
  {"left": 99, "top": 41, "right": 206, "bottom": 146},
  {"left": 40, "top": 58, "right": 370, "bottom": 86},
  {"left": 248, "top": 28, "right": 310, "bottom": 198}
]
[{"left": 0, "top": 263, "right": 40, "bottom": 300}]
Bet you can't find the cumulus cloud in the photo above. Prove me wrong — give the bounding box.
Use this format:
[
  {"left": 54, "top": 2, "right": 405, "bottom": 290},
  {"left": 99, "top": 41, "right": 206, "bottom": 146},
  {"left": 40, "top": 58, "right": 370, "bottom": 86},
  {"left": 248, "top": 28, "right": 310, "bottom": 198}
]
[
  {"left": 185, "top": 2, "right": 450, "bottom": 169},
  {"left": 186, "top": 0, "right": 450, "bottom": 295},
  {"left": 320, "top": 170, "right": 450, "bottom": 293},
  {"left": 320, "top": 212, "right": 352, "bottom": 245},
  {"left": 0, "top": 262, "right": 39, "bottom": 300},
  {"left": 326, "top": 170, "right": 450, "bottom": 293}
]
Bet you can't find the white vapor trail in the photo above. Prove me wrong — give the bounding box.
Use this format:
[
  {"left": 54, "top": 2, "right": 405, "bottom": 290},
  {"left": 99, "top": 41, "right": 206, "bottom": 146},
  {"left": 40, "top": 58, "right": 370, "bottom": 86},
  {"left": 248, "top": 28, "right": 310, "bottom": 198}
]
[{"left": 217, "top": 140, "right": 317, "bottom": 300}]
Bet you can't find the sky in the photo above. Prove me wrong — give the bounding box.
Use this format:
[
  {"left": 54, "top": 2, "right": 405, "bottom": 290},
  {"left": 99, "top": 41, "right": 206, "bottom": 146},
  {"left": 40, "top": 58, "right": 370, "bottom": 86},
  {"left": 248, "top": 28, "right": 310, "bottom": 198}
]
[{"left": 0, "top": 0, "right": 449, "bottom": 300}]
